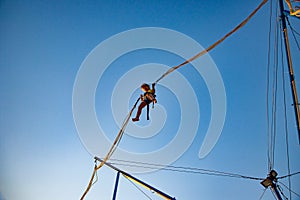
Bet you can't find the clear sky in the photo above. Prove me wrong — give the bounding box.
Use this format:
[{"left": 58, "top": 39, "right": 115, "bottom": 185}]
[{"left": 0, "top": 0, "right": 300, "bottom": 200}]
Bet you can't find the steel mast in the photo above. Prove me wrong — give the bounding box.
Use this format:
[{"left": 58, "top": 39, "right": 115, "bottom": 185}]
[{"left": 279, "top": 0, "right": 300, "bottom": 143}]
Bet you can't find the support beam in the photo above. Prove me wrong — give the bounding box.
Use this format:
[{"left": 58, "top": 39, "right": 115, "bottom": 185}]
[
  {"left": 95, "top": 157, "right": 176, "bottom": 200},
  {"left": 112, "top": 172, "right": 120, "bottom": 200},
  {"left": 270, "top": 183, "right": 283, "bottom": 200},
  {"left": 261, "top": 170, "right": 283, "bottom": 200}
]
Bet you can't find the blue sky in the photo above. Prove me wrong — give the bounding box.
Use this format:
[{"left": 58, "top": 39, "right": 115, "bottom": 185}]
[{"left": 1, "top": 0, "right": 300, "bottom": 200}]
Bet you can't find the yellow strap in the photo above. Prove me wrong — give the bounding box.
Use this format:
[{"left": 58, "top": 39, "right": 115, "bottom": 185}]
[
  {"left": 80, "top": 98, "right": 140, "bottom": 199},
  {"left": 155, "top": 0, "right": 268, "bottom": 84},
  {"left": 147, "top": 89, "right": 154, "bottom": 94},
  {"left": 80, "top": 166, "right": 97, "bottom": 200},
  {"left": 285, "top": 0, "right": 300, "bottom": 17}
]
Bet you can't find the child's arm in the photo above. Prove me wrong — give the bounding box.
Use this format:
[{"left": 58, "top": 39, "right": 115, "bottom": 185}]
[
  {"left": 151, "top": 83, "right": 157, "bottom": 103},
  {"left": 152, "top": 83, "right": 156, "bottom": 93}
]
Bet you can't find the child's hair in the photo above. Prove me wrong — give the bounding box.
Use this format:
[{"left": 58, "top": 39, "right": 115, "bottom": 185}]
[{"left": 141, "top": 83, "right": 150, "bottom": 91}]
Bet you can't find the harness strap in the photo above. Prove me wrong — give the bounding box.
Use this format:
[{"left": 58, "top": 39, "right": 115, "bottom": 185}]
[{"left": 147, "top": 103, "right": 150, "bottom": 120}]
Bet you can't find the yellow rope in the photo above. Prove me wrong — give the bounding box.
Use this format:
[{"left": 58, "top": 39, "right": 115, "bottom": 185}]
[
  {"left": 155, "top": 0, "right": 268, "bottom": 84},
  {"left": 80, "top": 165, "right": 97, "bottom": 200},
  {"left": 80, "top": 98, "right": 140, "bottom": 200},
  {"left": 285, "top": 0, "right": 300, "bottom": 17}
]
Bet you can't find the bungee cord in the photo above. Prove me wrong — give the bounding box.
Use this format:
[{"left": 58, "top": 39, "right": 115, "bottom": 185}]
[
  {"left": 154, "top": 0, "right": 268, "bottom": 84},
  {"left": 80, "top": 1, "right": 269, "bottom": 199},
  {"left": 80, "top": 98, "right": 140, "bottom": 200}
]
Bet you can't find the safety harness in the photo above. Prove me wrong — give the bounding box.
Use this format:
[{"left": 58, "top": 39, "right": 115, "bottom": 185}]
[{"left": 144, "top": 90, "right": 156, "bottom": 120}]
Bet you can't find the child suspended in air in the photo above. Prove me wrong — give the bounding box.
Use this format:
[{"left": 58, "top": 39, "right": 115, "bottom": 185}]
[{"left": 132, "top": 83, "right": 157, "bottom": 122}]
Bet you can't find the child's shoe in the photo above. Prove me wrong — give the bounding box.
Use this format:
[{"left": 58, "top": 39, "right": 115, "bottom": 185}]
[{"left": 132, "top": 118, "right": 139, "bottom": 122}]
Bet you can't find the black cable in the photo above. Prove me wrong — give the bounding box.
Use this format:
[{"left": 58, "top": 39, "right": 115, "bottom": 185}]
[
  {"left": 289, "top": 24, "right": 300, "bottom": 37},
  {"left": 271, "top": 188, "right": 278, "bottom": 200},
  {"left": 277, "top": 185, "right": 289, "bottom": 200},
  {"left": 286, "top": 17, "right": 300, "bottom": 51},
  {"left": 280, "top": 25, "right": 292, "bottom": 200},
  {"left": 92, "top": 167, "right": 98, "bottom": 186},
  {"left": 270, "top": 3, "right": 280, "bottom": 169},
  {"left": 278, "top": 171, "right": 300, "bottom": 179},
  {"left": 278, "top": 181, "right": 300, "bottom": 198},
  {"left": 267, "top": 0, "right": 273, "bottom": 172},
  {"left": 108, "top": 159, "right": 264, "bottom": 181},
  {"left": 259, "top": 188, "right": 268, "bottom": 200}
]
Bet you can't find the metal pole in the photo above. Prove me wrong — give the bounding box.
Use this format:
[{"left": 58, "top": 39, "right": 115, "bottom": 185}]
[
  {"left": 270, "top": 183, "right": 283, "bottom": 200},
  {"left": 112, "top": 172, "right": 120, "bottom": 200},
  {"left": 278, "top": 0, "right": 300, "bottom": 143},
  {"left": 95, "top": 157, "right": 176, "bottom": 200},
  {"left": 261, "top": 170, "right": 284, "bottom": 200}
]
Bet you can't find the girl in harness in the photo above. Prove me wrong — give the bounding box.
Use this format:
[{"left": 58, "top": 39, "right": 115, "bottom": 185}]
[{"left": 132, "top": 83, "right": 157, "bottom": 122}]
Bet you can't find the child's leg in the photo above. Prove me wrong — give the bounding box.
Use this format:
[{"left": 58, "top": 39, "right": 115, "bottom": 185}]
[{"left": 132, "top": 101, "right": 147, "bottom": 121}]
